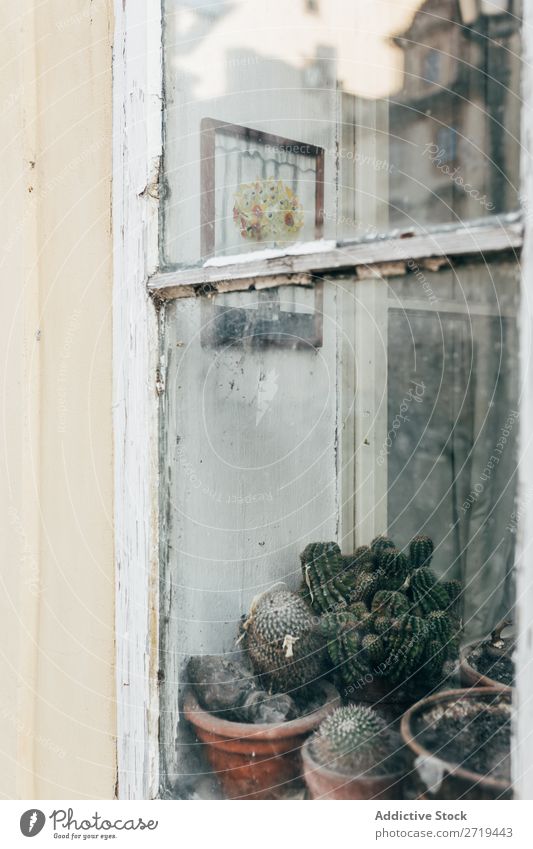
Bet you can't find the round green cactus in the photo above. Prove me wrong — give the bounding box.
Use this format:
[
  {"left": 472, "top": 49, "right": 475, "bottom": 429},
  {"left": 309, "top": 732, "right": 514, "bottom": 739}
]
[
  {"left": 309, "top": 705, "right": 405, "bottom": 776},
  {"left": 409, "top": 535, "right": 434, "bottom": 569},
  {"left": 371, "top": 613, "right": 392, "bottom": 635},
  {"left": 244, "top": 589, "right": 326, "bottom": 693},
  {"left": 362, "top": 632, "right": 386, "bottom": 666},
  {"left": 347, "top": 601, "right": 370, "bottom": 621}
]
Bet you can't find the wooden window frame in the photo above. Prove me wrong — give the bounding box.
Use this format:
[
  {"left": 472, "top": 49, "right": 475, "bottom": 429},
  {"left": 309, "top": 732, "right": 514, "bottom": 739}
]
[{"left": 113, "top": 0, "right": 533, "bottom": 799}]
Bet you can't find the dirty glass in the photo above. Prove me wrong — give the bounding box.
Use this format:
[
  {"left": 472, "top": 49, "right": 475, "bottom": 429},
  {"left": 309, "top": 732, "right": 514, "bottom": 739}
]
[
  {"left": 162, "top": 0, "right": 521, "bottom": 266},
  {"left": 159, "top": 258, "right": 519, "bottom": 798}
]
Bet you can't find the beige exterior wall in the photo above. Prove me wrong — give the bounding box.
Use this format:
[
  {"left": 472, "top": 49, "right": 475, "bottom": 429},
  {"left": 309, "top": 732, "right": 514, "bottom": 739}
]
[{"left": 0, "top": 0, "right": 115, "bottom": 798}]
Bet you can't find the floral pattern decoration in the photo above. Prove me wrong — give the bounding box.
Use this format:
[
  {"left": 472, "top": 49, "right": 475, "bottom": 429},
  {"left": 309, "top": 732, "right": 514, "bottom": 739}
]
[{"left": 233, "top": 177, "right": 304, "bottom": 241}]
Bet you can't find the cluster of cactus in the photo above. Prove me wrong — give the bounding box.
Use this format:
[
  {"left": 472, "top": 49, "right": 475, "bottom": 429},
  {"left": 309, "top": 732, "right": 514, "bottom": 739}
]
[
  {"left": 309, "top": 704, "right": 405, "bottom": 776},
  {"left": 300, "top": 534, "right": 462, "bottom": 690},
  {"left": 241, "top": 588, "right": 326, "bottom": 693}
]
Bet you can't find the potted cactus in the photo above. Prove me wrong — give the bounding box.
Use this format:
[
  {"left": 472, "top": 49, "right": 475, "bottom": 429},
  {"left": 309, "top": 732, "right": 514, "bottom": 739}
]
[
  {"left": 185, "top": 588, "right": 340, "bottom": 799},
  {"left": 302, "top": 704, "right": 407, "bottom": 799},
  {"left": 299, "top": 535, "right": 463, "bottom": 716},
  {"left": 401, "top": 687, "right": 512, "bottom": 800}
]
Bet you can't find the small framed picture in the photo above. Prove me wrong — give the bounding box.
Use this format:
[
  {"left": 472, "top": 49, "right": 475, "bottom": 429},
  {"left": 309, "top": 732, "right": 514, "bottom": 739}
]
[{"left": 200, "top": 118, "right": 325, "bottom": 259}]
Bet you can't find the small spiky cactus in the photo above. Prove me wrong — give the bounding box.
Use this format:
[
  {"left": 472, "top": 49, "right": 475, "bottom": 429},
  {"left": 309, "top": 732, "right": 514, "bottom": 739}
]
[
  {"left": 342, "top": 546, "right": 377, "bottom": 575},
  {"left": 347, "top": 601, "right": 371, "bottom": 622},
  {"left": 370, "top": 535, "right": 396, "bottom": 556},
  {"left": 442, "top": 579, "right": 463, "bottom": 616},
  {"left": 384, "top": 614, "right": 429, "bottom": 683},
  {"left": 377, "top": 546, "right": 410, "bottom": 590},
  {"left": 300, "top": 542, "right": 355, "bottom": 614},
  {"left": 361, "top": 632, "right": 386, "bottom": 666},
  {"left": 426, "top": 609, "right": 452, "bottom": 643},
  {"left": 309, "top": 705, "right": 405, "bottom": 776},
  {"left": 243, "top": 589, "right": 326, "bottom": 693},
  {"left": 409, "top": 535, "right": 434, "bottom": 569},
  {"left": 406, "top": 567, "right": 450, "bottom": 615},
  {"left": 321, "top": 611, "right": 368, "bottom": 687},
  {"left": 422, "top": 638, "right": 449, "bottom": 679},
  {"left": 371, "top": 590, "right": 409, "bottom": 619},
  {"left": 350, "top": 569, "right": 386, "bottom": 605}
]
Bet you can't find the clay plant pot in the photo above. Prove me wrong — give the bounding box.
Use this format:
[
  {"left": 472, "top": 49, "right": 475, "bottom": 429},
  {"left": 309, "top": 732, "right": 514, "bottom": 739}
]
[
  {"left": 460, "top": 641, "right": 513, "bottom": 693},
  {"left": 301, "top": 738, "right": 405, "bottom": 800},
  {"left": 183, "top": 682, "right": 340, "bottom": 800},
  {"left": 401, "top": 687, "right": 513, "bottom": 800}
]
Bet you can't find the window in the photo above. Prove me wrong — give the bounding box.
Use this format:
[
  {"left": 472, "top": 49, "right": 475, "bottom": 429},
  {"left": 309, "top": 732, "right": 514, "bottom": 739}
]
[
  {"left": 115, "top": 0, "right": 530, "bottom": 802},
  {"left": 161, "top": 0, "right": 521, "bottom": 264}
]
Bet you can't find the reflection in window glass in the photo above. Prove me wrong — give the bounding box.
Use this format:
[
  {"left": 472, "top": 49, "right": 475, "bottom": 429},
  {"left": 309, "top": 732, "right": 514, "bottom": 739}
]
[{"left": 162, "top": 0, "right": 521, "bottom": 266}]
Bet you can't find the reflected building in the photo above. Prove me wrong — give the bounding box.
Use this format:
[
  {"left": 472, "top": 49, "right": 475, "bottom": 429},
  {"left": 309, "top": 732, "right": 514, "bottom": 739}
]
[{"left": 386, "top": 0, "right": 521, "bottom": 227}]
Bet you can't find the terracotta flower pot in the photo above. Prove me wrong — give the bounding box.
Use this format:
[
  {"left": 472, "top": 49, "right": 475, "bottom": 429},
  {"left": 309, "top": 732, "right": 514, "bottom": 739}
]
[
  {"left": 183, "top": 682, "right": 340, "bottom": 800},
  {"left": 460, "top": 641, "right": 513, "bottom": 693},
  {"left": 401, "top": 687, "right": 513, "bottom": 800},
  {"left": 301, "top": 738, "right": 405, "bottom": 800}
]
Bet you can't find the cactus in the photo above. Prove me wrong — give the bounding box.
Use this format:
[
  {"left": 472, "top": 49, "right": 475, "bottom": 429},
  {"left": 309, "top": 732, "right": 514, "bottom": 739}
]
[
  {"left": 309, "top": 705, "right": 404, "bottom": 776},
  {"left": 442, "top": 579, "right": 463, "bottom": 616},
  {"left": 342, "top": 545, "right": 377, "bottom": 576},
  {"left": 406, "top": 567, "right": 450, "bottom": 615},
  {"left": 294, "top": 534, "right": 462, "bottom": 694},
  {"left": 300, "top": 541, "right": 355, "bottom": 614},
  {"left": 428, "top": 606, "right": 462, "bottom": 658},
  {"left": 321, "top": 611, "right": 368, "bottom": 687},
  {"left": 384, "top": 614, "right": 429, "bottom": 683},
  {"left": 372, "top": 613, "right": 392, "bottom": 635},
  {"left": 243, "top": 589, "right": 326, "bottom": 693},
  {"left": 409, "top": 535, "right": 434, "bottom": 569},
  {"left": 421, "top": 638, "right": 449, "bottom": 680},
  {"left": 362, "top": 632, "right": 386, "bottom": 667},
  {"left": 351, "top": 568, "right": 386, "bottom": 605},
  {"left": 348, "top": 601, "right": 371, "bottom": 621},
  {"left": 377, "top": 547, "right": 410, "bottom": 590},
  {"left": 370, "top": 535, "right": 396, "bottom": 556},
  {"left": 371, "top": 590, "right": 409, "bottom": 619},
  {"left": 426, "top": 609, "right": 452, "bottom": 644}
]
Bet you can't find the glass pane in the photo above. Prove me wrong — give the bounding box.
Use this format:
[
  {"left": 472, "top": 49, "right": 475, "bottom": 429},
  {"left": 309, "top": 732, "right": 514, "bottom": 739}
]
[
  {"left": 159, "top": 259, "right": 519, "bottom": 799},
  {"left": 162, "top": 0, "right": 521, "bottom": 266},
  {"left": 385, "top": 262, "right": 519, "bottom": 641}
]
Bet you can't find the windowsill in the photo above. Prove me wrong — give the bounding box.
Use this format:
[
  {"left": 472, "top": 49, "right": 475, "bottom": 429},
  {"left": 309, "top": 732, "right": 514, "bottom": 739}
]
[{"left": 148, "top": 216, "right": 522, "bottom": 300}]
